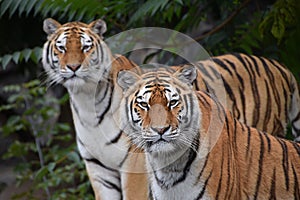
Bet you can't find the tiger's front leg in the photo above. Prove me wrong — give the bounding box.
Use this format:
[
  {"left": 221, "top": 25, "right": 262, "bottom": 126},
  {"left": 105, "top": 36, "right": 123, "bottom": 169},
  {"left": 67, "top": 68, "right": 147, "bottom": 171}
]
[
  {"left": 84, "top": 158, "right": 123, "bottom": 200},
  {"left": 120, "top": 145, "right": 150, "bottom": 200},
  {"left": 84, "top": 159, "right": 150, "bottom": 200},
  {"left": 120, "top": 172, "right": 149, "bottom": 200}
]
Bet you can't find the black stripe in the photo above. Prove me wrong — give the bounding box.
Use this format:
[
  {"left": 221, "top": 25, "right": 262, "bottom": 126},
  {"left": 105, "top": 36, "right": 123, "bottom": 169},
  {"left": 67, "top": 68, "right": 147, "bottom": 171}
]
[
  {"left": 247, "top": 55, "right": 261, "bottom": 76},
  {"left": 268, "top": 59, "right": 290, "bottom": 88},
  {"left": 269, "top": 168, "right": 276, "bottom": 199},
  {"left": 276, "top": 138, "right": 290, "bottom": 190},
  {"left": 263, "top": 132, "right": 271, "bottom": 153},
  {"left": 99, "top": 41, "right": 104, "bottom": 63},
  {"left": 263, "top": 80, "right": 272, "bottom": 132},
  {"left": 95, "top": 81, "right": 110, "bottom": 105},
  {"left": 260, "top": 57, "right": 281, "bottom": 114},
  {"left": 203, "top": 79, "right": 216, "bottom": 96},
  {"left": 212, "top": 58, "right": 233, "bottom": 76},
  {"left": 172, "top": 137, "right": 199, "bottom": 187},
  {"left": 207, "top": 63, "right": 221, "bottom": 79},
  {"left": 130, "top": 100, "right": 136, "bottom": 123},
  {"left": 224, "top": 115, "right": 231, "bottom": 138},
  {"left": 253, "top": 132, "right": 265, "bottom": 200},
  {"left": 195, "top": 170, "right": 213, "bottom": 200},
  {"left": 198, "top": 62, "right": 214, "bottom": 81},
  {"left": 45, "top": 42, "right": 50, "bottom": 64},
  {"left": 181, "top": 94, "right": 191, "bottom": 124},
  {"left": 196, "top": 154, "right": 209, "bottom": 184},
  {"left": 106, "top": 131, "right": 123, "bottom": 145},
  {"left": 292, "top": 163, "right": 300, "bottom": 199},
  {"left": 222, "top": 76, "right": 240, "bottom": 119},
  {"left": 283, "top": 86, "right": 289, "bottom": 130},
  {"left": 128, "top": 60, "right": 137, "bottom": 68},
  {"left": 238, "top": 87, "right": 246, "bottom": 124},
  {"left": 215, "top": 146, "right": 224, "bottom": 200},
  {"left": 292, "top": 142, "right": 300, "bottom": 156},
  {"left": 292, "top": 111, "right": 300, "bottom": 128},
  {"left": 197, "top": 92, "right": 211, "bottom": 109},
  {"left": 244, "top": 55, "right": 261, "bottom": 127},
  {"left": 224, "top": 58, "right": 245, "bottom": 90},
  {"left": 99, "top": 178, "right": 122, "bottom": 195},
  {"left": 223, "top": 137, "right": 230, "bottom": 200},
  {"left": 97, "top": 85, "right": 114, "bottom": 125}
]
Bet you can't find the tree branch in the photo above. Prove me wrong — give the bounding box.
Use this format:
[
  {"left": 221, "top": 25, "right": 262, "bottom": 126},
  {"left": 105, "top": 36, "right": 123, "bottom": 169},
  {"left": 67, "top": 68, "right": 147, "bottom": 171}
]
[{"left": 193, "top": 0, "right": 252, "bottom": 41}]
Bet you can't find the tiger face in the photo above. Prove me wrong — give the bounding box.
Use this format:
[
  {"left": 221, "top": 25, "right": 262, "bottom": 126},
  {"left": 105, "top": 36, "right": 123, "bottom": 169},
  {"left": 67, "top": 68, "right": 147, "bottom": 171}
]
[
  {"left": 118, "top": 66, "right": 200, "bottom": 153},
  {"left": 42, "top": 18, "right": 109, "bottom": 89}
]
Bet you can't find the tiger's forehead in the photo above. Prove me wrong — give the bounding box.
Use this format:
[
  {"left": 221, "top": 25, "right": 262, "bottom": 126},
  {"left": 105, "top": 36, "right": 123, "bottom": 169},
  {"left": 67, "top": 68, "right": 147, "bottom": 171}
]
[
  {"left": 137, "top": 80, "right": 178, "bottom": 103},
  {"left": 56, "top": 27, "right": 89, "bottom": 38},
  {"left": 53, "top": 22, "right": 95, "bottom": 42}
]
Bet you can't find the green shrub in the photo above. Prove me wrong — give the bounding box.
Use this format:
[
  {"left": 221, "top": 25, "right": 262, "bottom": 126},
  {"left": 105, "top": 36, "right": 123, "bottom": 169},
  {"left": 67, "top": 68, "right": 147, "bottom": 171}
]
[{"left": 0, "top": 80, "right": 93, "bottom": 199}]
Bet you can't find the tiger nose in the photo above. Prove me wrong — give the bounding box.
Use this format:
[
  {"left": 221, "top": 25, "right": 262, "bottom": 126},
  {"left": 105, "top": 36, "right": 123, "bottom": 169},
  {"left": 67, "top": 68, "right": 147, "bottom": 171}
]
[
  {"left": 151, "top": 126, "right": 170, "bottom": 135},
  {"left": 66, "top": 64, "right": 81, "bottom": 72}
]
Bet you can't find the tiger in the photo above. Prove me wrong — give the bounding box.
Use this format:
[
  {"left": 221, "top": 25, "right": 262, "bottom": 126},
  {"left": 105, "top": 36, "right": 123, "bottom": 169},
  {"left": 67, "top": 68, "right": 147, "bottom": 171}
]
[
  {"left": 42, "top": 18, "right": 300, "bottom": 199},
  {"left": 117, "top": 66, "right": 300, "bottom": 200},
  {"left": 42, "top": 18, "right": 149, "bottom": 200}
]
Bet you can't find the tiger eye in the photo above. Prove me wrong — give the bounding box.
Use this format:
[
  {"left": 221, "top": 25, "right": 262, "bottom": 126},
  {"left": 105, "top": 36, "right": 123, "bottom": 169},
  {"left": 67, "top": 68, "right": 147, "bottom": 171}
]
[
  {"left": 169, "top": 100, "right": 178, "bottom": 106},
  {"left": 139, "top": 102, "right": 148, "bottom": 108}
]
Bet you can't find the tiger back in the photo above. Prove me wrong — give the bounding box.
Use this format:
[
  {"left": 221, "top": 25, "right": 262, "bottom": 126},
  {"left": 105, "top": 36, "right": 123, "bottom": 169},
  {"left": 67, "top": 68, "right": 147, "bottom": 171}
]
[
  {"left": 177, "top": 53, "right": 300, "bottom": 141},
  {"left": 117, "top": 66, "right": 300, "bottom": 200}
]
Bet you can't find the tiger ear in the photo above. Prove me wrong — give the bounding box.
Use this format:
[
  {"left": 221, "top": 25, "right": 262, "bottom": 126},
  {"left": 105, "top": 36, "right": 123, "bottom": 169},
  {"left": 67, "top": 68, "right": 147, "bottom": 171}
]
[
  {"left": 117, "top": 70, "right": 140, "bottom": 91},
  {"left": 43, "top": 18, "right": 61, "bottom": 35},
  {"left": 174, "top": 64, "right": 197, "bottom": 84},
  {"left": 89, "top": 19, "right": 107, "bottom": 38}
]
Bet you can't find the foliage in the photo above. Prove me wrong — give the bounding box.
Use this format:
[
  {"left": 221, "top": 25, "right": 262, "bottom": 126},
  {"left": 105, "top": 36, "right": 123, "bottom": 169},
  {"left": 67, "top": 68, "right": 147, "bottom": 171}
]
[
  {"left": 1, "top": 0, "right": 299, "bottom": 72},
  {"left": 0, "top": 0, "right": 299, "bottom": 198},
  {"left": 0, "top": 47, "right": 42, "bottom": 70},
  {"left": 259, "top": 0, "right": 297, "bottom": 43},
  {"left": 0, "top": 80, "right": 93, "bottom": 199}
]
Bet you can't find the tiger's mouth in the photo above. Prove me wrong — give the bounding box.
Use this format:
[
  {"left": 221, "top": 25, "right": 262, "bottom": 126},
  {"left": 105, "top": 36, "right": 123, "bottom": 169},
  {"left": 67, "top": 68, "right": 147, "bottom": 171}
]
[
  {"left": 60, "top": 71, "right": 88, "bottom": 87},
  {"left": 142, "top": 128, "right": 179, "bottom": 146}
]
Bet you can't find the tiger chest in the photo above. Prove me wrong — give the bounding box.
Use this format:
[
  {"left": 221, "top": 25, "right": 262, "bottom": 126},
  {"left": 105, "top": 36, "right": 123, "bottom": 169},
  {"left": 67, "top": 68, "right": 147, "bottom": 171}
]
[{"left": 69, "top": 95, "right": 130, "bottom": 169}]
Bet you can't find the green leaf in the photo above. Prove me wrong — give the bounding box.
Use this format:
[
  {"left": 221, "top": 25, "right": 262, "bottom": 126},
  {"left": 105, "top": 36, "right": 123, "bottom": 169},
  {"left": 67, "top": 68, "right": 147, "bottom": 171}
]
[
  {"left": 35, "top": 166, "right": 48, "bottom": 181},
  {"left": 24, "top": 79, "right": 41, "bottom": 88},
  {"left": 0, "top": 104, "right": 16, "bottom": 112},
  {"left": 67, "top": 151, "right": 81, "bottom": 164},
  {"left": 19, "top": 0, "right": 28, "bottom": 17},
  {"left": 22, "top": 48, "right": 32, "bottom": 62},
  {"left": 12, "top": 51, "right": 21, "bottom": 64},
  {"left": 8, "top": 0, "right": 22, "bottom": 18},
  {"left": 3, "top": 84, "right": 21, "bottom": 92},
  {"left": 47, "top": 162, "right": 56, "bottom": 173},
  {"left": 25, "top": 0, "right": 38, "bottom": 16},
  {"left": 33, "top": 47, "right": 42, "bottom": 61},
  {"left": 33, "top": 0, "right": 44, "bottom": 17},
  {"left": 57, "top": 123, "right": 71, "bottom": 132},
  {"left": 1, "top": 54, "right": 12, "bottom": 69},
  {"left": 174, "top": 0, "right": 183, "bottom": 5},
  {"left": 129, "top": 0, "right": 170, "bottom": 25},
  {"left": 4, "top": 141, "right": 27, "bottom": 158},
  {"left": 271, "top": 16, "right": 285, "bottom": 40},
  {"left": 0, "top": 0, "right": 13, "bottom": 17}
]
